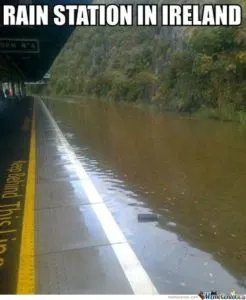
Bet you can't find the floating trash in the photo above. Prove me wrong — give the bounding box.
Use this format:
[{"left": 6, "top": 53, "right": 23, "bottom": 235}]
[
  {"left": 180, "top": 282, "right": 187, "bottom": 287},
  {"left": 167, "top": 221, "right": 177, "bottom": 227},
  {"left": 137, "top": 213, "right": 158, "bottom": 222}
]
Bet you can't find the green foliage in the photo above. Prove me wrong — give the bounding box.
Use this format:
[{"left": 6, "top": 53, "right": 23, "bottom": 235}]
[
  {"left": 26, "top": 84, "right": 50, "bottom": 96},
  {"left": 49, "top": 0, "right": 246, "bottom": 123},
  {"left": 166, "top": 0, "right": 246, "bottom": 117},
  {"left": 237, "top": 111, "right": 246, "bottom": 125}
]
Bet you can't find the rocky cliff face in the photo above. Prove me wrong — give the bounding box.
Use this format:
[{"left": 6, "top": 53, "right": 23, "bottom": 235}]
[
  {"left": 94, "top": 0, "right": 217, "bottom": 49},
  {"left": 158, "top": 0, "right": 223, "bottom": 49},
  {"left": 94, "top": 0, "right": 240, "bottom": 49}
]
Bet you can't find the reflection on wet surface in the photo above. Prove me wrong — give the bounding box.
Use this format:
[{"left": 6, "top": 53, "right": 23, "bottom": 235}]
[{"left": 47, "top": 98, "right": 246, "bottom": 293}]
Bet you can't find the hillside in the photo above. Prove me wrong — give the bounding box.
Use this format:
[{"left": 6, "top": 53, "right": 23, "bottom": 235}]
[{"left": 48, "top": 0, "right": 246, "bottom": 122}]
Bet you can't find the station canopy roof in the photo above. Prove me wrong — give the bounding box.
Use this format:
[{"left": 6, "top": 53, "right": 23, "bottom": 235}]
[{"left": 0, "top": 0, "right": 90, "bottom": 82}]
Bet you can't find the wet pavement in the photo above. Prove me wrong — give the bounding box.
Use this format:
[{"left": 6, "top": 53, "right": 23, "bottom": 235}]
[
  {"left": 0, "top": 98, "right": 33, "bottom": 294},
  {"left": 36, "top": 100, "right": 157, "bottom": 294},
  {"left": 1, "top": 96, "right": 246, "bottom": 294},
  {"left": 45, "top": 97, "right": 246, "bottom": 294}
]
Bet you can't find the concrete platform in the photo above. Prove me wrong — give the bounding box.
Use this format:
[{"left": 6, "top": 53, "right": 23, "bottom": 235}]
[
  {"left": 1, "top": 97, "right": 245, "bottom": 295},
  {"left": 0, "top": 97, "right": 157, "bottom": 294},
  {"left": 0, "top": 98, "right": 33, "bottom": 294},
  {"left": 35, "top": 100, "right": 158, "bottom": 294}
]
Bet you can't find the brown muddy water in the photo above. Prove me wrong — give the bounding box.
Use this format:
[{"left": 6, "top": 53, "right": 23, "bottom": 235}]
[{"left": 46, "top": 97, "right": 246, "bottom": 293}]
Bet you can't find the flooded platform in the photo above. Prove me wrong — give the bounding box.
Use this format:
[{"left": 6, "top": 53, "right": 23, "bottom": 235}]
[
  {"left": 0, "top": 97, "right": 245, "bottom": 294},
  {"left": 35, "top": 100, "right": 156, "bottom": 294}
]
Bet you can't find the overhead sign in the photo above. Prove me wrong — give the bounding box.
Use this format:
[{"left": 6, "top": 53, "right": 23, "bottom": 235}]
[{"left": 0, "top": 39, "right": 39, "bottom": 53}]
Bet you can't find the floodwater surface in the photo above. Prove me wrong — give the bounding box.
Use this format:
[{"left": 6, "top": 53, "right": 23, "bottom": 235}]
[{"left": 47, "top": 98, "right": 246, "bottom": 294}]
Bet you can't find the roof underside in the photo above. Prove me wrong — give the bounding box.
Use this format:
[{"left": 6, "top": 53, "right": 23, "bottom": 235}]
[{"left": 0, "top": 0, "right": 90, "bottom": 82}]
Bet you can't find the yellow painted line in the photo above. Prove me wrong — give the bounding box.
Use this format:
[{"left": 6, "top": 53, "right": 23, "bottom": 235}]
[{"left": 17, "top": 106, "right": 36, "bottom": 294}]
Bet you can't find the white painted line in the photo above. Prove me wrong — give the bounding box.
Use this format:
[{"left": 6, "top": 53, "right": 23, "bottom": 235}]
[{"left": 40, "top": 100, "right": 159, "bottom": 295}]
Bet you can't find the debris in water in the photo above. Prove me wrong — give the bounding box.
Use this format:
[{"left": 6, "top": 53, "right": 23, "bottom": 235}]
[
  {"left": 137, "top": 213, "right": 158, "bottom": 222},
  {"left": 164, "top": 279, "right": 171, "bottom": 284},
  {"left": 167, "top": 221, "right": 177, "bottom": 227}
]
